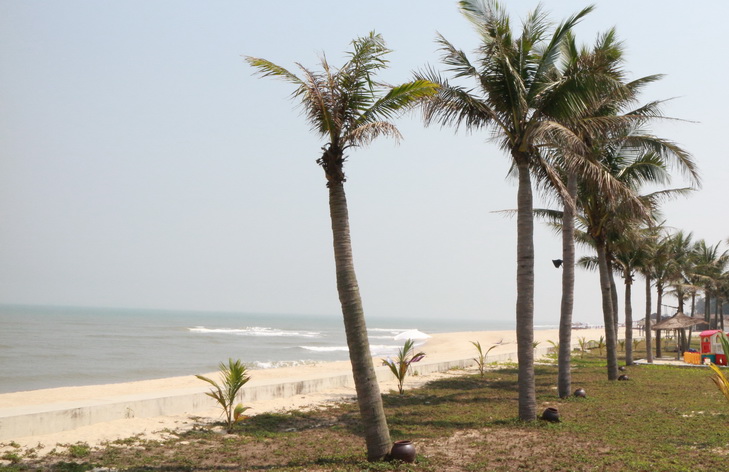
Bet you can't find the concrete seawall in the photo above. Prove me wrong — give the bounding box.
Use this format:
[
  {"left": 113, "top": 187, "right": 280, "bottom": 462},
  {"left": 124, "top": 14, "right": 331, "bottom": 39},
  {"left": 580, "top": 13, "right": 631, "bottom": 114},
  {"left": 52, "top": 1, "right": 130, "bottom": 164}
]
[{"left": 0, "top": 348, "right": 527, "bottom": 441}]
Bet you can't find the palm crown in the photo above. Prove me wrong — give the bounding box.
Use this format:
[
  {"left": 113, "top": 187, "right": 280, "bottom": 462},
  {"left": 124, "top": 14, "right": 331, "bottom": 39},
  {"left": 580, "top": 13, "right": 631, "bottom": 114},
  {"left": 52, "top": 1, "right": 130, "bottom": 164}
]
[
  {"left": 246, "top": 32, "right": 437, "bottom": 185},
  {"left": 417, "top": 1, "right": 597, "bottom": 160}
]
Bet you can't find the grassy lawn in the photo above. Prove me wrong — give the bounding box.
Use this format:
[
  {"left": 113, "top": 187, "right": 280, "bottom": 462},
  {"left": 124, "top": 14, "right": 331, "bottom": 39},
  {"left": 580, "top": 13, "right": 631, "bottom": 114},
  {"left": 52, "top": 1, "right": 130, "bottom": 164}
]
[{"left": 2, "top": 345, "right": 728, "bottom": 471}]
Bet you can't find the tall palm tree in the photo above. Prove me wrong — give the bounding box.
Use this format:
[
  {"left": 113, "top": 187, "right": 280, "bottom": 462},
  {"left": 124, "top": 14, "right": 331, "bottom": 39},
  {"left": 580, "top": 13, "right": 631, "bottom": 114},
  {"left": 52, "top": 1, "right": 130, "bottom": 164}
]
[
  {"left": 558, "top": 125, "right": 696, "bottom": 378},
  {"left": 649, "top": 228, "right": 697, "bottom": 356},
  {"left": 416, "top": 0, "right": 595, "bottom": 420},
  {"left": 693, "top": 239, "right": 729, "bottom": 328},
  {"left": 651, "top": 233, "right": 672, "bottom": 357},
  {"left": 536, "top": 42, "right": 697, "bottom": 380},
  {"left": 245, "top": 33, "right": 437, "bottom": 461},
  {"left": 611, "top": 224, "right": 656, "bottom": 365},
  {"left": 716, "top": 273, "right": 729, "bottom": 330},
  {"left": 542, "top": 29, "right": 668, "bottom": 390},
  {"left": 664, "top": 231, "right": 695, "bottom": 313},
  {"left": 534, "top": 29, "right": 645, "bottom": 396},
  {"left": 663, "top": 230, "right": 695, "bottom": 353},
  {"left": 635, "top": 224, "right": 663, "bottom": 363}
]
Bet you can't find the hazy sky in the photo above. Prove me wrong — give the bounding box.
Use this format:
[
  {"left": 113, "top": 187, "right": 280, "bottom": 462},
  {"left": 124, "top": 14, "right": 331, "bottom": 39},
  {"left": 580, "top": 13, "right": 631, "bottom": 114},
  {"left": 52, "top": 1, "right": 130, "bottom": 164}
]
[{"left": 1, "top": 1, "right": 727, "bottom": 326}]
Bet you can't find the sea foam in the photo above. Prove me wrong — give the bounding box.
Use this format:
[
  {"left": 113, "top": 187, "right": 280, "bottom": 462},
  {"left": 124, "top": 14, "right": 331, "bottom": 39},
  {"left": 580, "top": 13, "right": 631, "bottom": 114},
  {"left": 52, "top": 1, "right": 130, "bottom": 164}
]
[{"left": 189, "top": 326, "right": 321, "bottom": 338}]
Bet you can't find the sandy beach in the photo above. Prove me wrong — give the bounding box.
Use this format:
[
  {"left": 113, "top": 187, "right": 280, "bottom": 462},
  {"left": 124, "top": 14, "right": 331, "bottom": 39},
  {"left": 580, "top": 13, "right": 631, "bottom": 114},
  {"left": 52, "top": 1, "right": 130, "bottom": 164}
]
[{"left": 0, "top": 327, "right": 608, "bottom": 455}]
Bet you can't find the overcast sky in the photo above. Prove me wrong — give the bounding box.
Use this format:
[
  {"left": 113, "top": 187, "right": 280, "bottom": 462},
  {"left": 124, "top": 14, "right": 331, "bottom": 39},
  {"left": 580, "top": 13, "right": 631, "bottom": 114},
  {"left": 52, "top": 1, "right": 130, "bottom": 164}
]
[{"left": 1, "top": 1, "right": 727, "bottom": 326}]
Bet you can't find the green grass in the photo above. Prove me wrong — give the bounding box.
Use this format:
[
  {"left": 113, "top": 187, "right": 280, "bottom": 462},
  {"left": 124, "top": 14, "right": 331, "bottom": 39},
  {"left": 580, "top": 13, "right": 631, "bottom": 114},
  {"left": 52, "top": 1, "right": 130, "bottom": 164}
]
[{"left": 2, "top": 347, "right": 728, "bottom": 471}]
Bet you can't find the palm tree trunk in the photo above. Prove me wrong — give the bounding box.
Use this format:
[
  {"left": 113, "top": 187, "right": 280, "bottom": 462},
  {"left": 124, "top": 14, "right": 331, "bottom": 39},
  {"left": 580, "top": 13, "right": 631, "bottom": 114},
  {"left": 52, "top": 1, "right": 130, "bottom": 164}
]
[
  {"left": 328, "top": 180, "right": 391, "bottom": 461},
  {"left": 608, "top": 257, "right": 619, "bottom": 337},
  {"left": 515, "top": 158, "right": 536, "bottom": 420},
  {"left": 645, "top": 275, "right": 653, "bottom": 363},
  {"left": 714, "top": 298, "right": 720, "bottom": 330},
  {"left": 557, "top": 173, "right": 576, "bottom": 398},
  {"left": 596, "top": 241, "right": 619, "bottom": 380},
  {"left": 656, "top": 284, "right": 663, "bottom": 358},
  {"left": 719, "top": 299, "right": 725, "bottom": 331},
  {"left": 717, "top": 301, "right": 724, "bottom": 331},
  {"left": 624, "top": 269, "right": 633, "bottom": 365},
  {"left": 688, "top": 292, "right": 696, "bottom": 352},
  {"left": 678, "top": 291, "right": 684, "bottom": 313},
  {"left": 704, "top": 294, "right": 711, "bottom": 323}
]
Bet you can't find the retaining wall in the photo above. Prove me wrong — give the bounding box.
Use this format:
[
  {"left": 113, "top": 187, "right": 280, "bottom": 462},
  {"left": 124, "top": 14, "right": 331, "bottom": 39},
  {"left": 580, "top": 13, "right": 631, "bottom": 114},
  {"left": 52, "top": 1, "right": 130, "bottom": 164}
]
[{"left": 0, "top": 347, "right": 534, "bottom": 441}]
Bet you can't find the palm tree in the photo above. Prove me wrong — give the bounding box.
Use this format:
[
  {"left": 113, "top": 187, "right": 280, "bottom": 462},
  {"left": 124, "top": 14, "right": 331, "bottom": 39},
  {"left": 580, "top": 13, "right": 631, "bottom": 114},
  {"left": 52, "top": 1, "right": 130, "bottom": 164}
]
[
  {"left": 662, "top": 230, "right": 696, "bottom": 353},
  {"left": 611, "top": 225, "right": 657, "bottom": 365},
  {"left": 649, "top": 228, "right": 698, "bottom": 356},
  {"left": 693, "top": 239, "right": 729, "bottom": 328},
  {"left": 717, "top": 273, "right": 729, "bottom": 330},
  {"left": 245, "top": 33, "right": 437, "bottom": 461},
  {"left": 576, "top": 230, "right": 642, "bottom": 365},
  {"left": 535, "top": 30, "right": 698, "bottom": 379},
  {"left": 664, "top": 231, "right": 695, "bottom": 313},
  {"left": 416, "top": 0, "right": 595, "bottom": 420},
  {"left": 651, "top": 233, "right": 673, "bottom": 357},
  {"left": 635, "top": 224, "right": 662, "bottom": 363},
  {"left": 536, "top": 29, "right": 642, "bottom": 397},
  {"left": 557, "top": 122, "right": 696, "bottom": 377},
  {"left": 542, "top": 29, "right": 663, "bottom": 391}
]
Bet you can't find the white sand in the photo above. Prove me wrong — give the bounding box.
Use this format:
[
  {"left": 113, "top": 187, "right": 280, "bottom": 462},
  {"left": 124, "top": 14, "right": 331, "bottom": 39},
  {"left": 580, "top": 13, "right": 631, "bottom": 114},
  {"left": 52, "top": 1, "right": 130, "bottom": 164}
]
[{"left": 0, "top": 327, "right": 607, "bottom": 455}]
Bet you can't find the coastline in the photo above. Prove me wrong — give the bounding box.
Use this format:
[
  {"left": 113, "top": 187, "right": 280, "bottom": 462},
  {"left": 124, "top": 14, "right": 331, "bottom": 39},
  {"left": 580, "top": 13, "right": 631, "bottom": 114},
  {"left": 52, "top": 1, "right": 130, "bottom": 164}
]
[{"left": 0, "top": 327, "right": 608, "bottom": 453}]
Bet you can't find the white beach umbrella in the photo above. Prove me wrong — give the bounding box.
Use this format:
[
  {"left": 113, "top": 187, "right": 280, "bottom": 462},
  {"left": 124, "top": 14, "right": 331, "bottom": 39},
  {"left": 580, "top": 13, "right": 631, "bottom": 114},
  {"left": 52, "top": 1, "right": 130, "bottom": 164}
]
[{"left": 394, "top": 329, "right": 431, "bottom": 341}]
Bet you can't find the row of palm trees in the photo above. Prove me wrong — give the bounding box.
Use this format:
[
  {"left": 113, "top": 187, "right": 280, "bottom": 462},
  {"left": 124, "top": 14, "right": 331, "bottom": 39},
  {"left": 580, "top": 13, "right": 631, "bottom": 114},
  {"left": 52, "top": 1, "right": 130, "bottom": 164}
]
[
  {"left": 245, "top": 0, "right": 704, "bottom": 462},
  {"left": 611, "top": 229, "right": 729, "bottom": 360}
]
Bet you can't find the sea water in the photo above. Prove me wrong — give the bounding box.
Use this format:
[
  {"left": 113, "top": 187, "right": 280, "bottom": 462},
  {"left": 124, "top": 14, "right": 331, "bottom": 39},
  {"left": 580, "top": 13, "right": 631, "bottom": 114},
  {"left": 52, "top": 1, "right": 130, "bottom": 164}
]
[{"left": 0, "top": 304, "right": 515, "bottom": 394}]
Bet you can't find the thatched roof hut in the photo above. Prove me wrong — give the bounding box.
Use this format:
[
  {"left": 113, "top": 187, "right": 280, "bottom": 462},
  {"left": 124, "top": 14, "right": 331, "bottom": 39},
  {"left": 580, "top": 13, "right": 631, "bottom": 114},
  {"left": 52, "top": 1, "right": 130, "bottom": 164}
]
[
  {"left": 651, "top": 312, "right": 705, "bottom": 330},
  {"left": 651, "top": 312, "right": 706, "bottom": 359}
]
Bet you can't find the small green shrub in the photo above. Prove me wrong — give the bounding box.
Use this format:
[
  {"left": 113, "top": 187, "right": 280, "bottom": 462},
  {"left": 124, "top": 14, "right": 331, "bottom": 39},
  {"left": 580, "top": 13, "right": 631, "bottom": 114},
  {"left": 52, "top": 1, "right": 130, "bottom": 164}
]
[
  {"left": 471, "top": 340, "right": 497, "bottom": 377},
  {"left": 67, "top": 442, "right": 91, "bottom": 458},
  {"left": 197, "top": 358, "right": 251, "bottom": 433},
  {"left": 1, "top": 451, "right": 22, "bottom": 464},
  {"left": 382, "top": 339, "right": 425, "bottom": 394},
  {"left": 578, "top": 336, "right": 589, "bottom": 357}
]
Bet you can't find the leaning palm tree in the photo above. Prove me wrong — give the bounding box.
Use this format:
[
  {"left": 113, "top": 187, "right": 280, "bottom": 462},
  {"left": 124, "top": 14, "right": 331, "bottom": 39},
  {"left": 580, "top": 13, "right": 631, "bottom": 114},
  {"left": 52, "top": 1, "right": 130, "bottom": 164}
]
[
  {"left": 245, "top": 33, "right": 437, "bottom": 461},
  {"left": 416, "top": 0, "right": 595, "bottom": 420}
]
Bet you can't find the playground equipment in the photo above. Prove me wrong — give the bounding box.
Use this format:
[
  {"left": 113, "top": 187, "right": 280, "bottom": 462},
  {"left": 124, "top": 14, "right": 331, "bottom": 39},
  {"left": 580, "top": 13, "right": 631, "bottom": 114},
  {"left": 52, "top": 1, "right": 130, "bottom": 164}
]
[
  {"left": 700, "top": 330, "right": 727, "bottom": 365},
  {"left": 683, "top": 330, "right": 727, "bottom": 365}
]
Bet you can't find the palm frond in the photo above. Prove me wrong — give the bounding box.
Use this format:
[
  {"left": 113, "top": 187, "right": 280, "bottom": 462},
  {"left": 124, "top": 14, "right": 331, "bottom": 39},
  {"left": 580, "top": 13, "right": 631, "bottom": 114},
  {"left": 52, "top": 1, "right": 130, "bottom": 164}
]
[
  {"left": 346, "top": 121, "right": 402, "bottom": 148},
  {"left": 578, "top": 255, "right": 599, "bottom": 271},
  {"left": 415, "top": 66, "right": 502, "bottom": 133},
  {"left": 358, "top": 80, "right": 439, "bottom": 125},
  {"left": 533, "top": 207, "right": 564, "bottom": 225},
  {"left": 244, "top": 57, "right": 305, "bottom": 86},
  {"left": 435, "top": 33, "right": 480, "bottom": 80},
  {"left": 530, "top": 4, "right": 595, "bottom": 99}
]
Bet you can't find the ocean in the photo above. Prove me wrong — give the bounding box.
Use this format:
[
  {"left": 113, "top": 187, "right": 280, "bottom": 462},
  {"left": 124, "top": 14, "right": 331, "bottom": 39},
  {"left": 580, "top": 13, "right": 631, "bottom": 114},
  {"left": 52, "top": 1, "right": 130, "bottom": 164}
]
[{"left": 0, "top": 305, "right": 517, "bottom": 394}]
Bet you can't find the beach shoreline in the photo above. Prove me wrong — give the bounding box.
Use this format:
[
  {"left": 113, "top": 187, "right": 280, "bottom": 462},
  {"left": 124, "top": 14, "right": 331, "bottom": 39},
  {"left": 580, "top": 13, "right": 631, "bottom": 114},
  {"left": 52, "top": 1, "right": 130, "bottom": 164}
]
[{"left": 0, "top": 327, "right": 610, "bottom": 454}]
